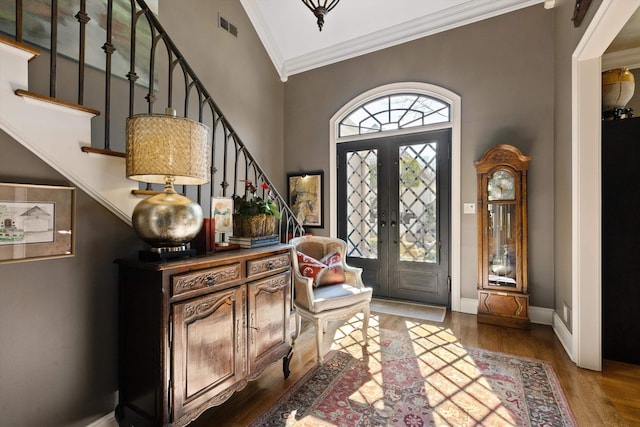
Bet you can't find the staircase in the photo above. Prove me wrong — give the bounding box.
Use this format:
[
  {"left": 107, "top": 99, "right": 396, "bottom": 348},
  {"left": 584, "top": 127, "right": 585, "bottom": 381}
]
[
  {"left": 0, "top": 1, "right": 302, "bottom": 240},
  {"left": 0, "top": 36, "right": 139, "bottom": 225}
]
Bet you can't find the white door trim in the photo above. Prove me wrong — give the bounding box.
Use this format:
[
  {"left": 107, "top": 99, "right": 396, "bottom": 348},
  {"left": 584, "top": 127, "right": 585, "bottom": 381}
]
[{"left": 572, "top": 0, "right": 640, "bottom": 370}]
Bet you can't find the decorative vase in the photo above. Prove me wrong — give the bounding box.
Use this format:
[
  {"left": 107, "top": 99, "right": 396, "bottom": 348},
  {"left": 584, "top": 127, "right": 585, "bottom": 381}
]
[{"left": 602, "top": 68, "right": 635, "bottom": 112}]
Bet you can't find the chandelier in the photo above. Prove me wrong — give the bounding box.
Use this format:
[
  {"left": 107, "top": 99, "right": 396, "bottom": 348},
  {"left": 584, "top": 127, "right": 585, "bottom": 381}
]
[{"left": 301, "top": 0, "right": 341, "bottom": 31}]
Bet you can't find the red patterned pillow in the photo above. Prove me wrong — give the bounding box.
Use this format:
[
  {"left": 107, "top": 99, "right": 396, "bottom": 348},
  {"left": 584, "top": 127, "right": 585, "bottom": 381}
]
[
  {"left": 320, "top": 250, "right": 342, "bottom": 266},
  {"left": 297, "top": 251, "right": 345, "bottom": 287},
  {"left": 297, "top": 252, "right": 325, "bottom": 284}
]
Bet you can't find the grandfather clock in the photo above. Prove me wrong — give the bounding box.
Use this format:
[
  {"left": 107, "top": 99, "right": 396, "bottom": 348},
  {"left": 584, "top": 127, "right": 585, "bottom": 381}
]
[{"left": 475, "top": 144, "right": 531, "bottom": 329}]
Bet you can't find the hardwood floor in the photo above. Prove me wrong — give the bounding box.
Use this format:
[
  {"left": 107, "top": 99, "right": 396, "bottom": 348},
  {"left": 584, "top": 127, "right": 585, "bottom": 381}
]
[{"left": 191, "top": 311, "right": 640, "bottom": 426}]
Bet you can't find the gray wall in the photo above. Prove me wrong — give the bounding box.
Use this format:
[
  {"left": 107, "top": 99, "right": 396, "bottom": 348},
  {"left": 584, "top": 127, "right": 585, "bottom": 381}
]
[
  {"left": 161, "top": 0, "right": 286, "bottom": 192},
  {"left": 0, "top": 0, "right": 284, "bottom": 425},
  {"left": 0, "top": 129, "right": 142, "bottom": 426},
  {"left": 283, "top": 5, "right": 556, "bottom": 306},
  {"left": 552, "top": 0, "right": 603, "bottom": 332}
]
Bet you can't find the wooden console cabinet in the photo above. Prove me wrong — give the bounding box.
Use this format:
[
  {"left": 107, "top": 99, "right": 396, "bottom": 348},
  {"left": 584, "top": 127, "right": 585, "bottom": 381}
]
[{"left": 115, "top": 245, "right": 293, "bottom": 426}]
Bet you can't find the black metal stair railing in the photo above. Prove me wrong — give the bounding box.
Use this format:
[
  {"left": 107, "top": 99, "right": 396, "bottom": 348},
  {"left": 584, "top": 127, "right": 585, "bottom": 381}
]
[{"left": 1, "top": 0, "right": 305, "bottom": 242}]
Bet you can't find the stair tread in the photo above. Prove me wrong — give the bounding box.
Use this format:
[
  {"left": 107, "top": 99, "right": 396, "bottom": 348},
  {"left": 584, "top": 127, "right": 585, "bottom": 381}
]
[
  {"left": 81, "top": 146, "right": 126, "bottom": 158},
  {"left": 0, "top": 34, "right": 40, "bottom": 59},
  {"left": 15, "top": 89, "right": 101, "bottom": 116}
]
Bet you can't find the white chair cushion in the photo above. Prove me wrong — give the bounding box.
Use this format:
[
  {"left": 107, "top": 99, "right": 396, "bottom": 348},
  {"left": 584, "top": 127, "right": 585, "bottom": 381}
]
[{"left": 310, "top": 283, "right": 373, "bottom": 312}]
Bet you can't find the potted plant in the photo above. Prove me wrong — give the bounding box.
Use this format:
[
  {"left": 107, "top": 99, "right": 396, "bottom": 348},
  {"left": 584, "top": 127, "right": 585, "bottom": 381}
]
[{"left": 233, "top": 180, "right": 281, "bottom": 237}]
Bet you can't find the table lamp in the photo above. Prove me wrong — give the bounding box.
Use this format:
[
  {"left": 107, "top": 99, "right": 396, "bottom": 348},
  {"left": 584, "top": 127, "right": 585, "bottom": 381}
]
[{"left": 126, "top": 113, "right": 211, "bottom": 258}]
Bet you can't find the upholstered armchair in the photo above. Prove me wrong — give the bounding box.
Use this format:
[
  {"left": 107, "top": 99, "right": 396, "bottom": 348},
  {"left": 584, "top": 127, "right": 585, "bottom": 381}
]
[{"left": 289, "top": 236, "right": 373, "bottom": 364}]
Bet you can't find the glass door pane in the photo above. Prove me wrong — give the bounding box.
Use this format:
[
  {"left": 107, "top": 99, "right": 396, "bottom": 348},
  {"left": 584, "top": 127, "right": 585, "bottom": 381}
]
[
  {"left": 398, "top": 142, "right": 437, "bottom": 263},
  {"left": 345, "top": 149, "right": 378, "bottom": 259}
]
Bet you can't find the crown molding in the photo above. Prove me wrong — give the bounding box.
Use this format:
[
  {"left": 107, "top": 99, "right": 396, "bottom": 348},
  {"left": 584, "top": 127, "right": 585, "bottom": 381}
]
[
  {"left": 243, "top": 0, "right": 544, "bottom": 81},
  {"left": 240, "top": 0, "right": 287, "bottom": 81},
  {"left": 603, "top": 47, "right": 640, "bottom": 71}
]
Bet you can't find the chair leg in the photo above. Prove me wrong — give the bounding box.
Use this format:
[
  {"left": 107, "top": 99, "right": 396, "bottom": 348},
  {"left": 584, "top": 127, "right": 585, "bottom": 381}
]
[
  {"left": 315, "top": 318, "right": 325, "bottom": 364},
  {"left": 362, "top": 305, "right": 370, "bottom": 346},
  {"left": 292, "top": 310, "right": 302, "bottom": 346}
]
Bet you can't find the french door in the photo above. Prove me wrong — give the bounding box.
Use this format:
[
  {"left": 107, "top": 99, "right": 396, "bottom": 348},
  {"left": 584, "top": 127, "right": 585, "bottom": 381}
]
[{"left": 337, "top": 129, "right": 451, "bottom": 306}]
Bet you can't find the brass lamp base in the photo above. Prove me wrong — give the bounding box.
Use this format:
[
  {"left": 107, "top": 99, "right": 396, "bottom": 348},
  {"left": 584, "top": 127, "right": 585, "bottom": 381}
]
[{"left": 132, "top": 180, "right": 204, "bottom": 257}]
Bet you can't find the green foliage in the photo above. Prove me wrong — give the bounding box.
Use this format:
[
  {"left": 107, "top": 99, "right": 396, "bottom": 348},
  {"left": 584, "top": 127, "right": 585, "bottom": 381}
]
[
  {"left": 234, "top": 180, "right": 282, "bottom": 219},
  {"left": 400, "top": 157, "right": 423, "bottom": 188},
  {"left": 234, "top": 196, "right": 281, "bottom": 219}
]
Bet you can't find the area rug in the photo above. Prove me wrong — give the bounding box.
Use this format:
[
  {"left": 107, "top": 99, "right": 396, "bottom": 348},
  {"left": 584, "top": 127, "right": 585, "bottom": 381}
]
[
  {"left": 250, "top": 325, "right": 576, "bottom": 427},
  {"left": 370, "top": 299, "right": 447, "bottom": 323}
]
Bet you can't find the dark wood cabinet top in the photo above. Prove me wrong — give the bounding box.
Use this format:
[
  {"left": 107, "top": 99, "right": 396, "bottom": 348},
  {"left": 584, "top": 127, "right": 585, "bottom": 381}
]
[{"left": 115, "top": 243, "right": 291, "bottom": 271}]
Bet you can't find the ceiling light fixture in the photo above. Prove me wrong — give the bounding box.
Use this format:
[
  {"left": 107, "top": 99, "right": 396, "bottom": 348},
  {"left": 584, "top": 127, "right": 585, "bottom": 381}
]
[{"left": 302, "top": 0, "right": 340, "bottom": 31}]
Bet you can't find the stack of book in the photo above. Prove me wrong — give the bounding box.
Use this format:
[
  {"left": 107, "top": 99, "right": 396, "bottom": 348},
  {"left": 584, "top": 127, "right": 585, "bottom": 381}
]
[{"left": 228, "top": 234, "right": 279, "bottom": 248}]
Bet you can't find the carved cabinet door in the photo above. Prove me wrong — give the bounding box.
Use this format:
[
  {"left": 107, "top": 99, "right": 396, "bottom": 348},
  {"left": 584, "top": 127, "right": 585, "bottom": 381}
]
[
  {"left": 171, "top": 285, "right": 246, "bottom": 422},
  {"left": 247, "top": 271, "right": 291, "bottom": 376}
]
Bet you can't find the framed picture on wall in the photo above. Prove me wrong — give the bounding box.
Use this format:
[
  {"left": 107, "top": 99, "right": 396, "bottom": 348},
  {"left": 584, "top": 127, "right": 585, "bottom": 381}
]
[
  {"left": 287, "top": 171, "right": 323, "bottom": 228},
  {"left": 0, "top": 183, "right": 75, "bottom": 264}
]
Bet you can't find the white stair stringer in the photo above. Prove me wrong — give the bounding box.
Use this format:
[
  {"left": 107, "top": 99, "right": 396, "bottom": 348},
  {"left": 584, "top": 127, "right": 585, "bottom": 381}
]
[{"left": 0, "top": 38, "right": 138, "bottom": 226}]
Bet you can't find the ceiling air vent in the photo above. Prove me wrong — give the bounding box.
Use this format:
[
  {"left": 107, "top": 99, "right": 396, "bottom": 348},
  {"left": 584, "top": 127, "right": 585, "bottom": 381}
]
[{"left": 219, "top": 15, "right": 238, "bottom": 37}]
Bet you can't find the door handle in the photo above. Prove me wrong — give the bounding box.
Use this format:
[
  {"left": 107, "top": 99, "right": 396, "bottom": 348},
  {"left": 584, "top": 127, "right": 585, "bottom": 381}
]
[
  {"left": 391, "top": 211, "right": 397, "bottom": 243},
  {"left": 391, "top": 220, "right": 397, "bottom": 243}
]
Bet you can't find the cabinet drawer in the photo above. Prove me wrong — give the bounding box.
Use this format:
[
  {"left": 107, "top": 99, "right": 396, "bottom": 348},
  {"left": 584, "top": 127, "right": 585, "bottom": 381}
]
[
  {"left": 172, "top": 263, "right": 241, "bottom": 297},
  {"left": 247, "top": 252, "right": 290, "bottom": 279}
]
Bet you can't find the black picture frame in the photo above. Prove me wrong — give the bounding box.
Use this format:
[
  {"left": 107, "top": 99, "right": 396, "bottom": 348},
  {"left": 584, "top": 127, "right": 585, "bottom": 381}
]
[{"left": 287, "top": 171, "right": 323, "bottom": 228}]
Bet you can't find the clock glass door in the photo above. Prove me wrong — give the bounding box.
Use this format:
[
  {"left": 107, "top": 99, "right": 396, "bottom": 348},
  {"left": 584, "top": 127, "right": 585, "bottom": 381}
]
[
  {"left": 484, "top": 168, "right": 521, "bottom": 291},
  {"left": 487, "top": 202, "right": 517, "bottom": 288}
]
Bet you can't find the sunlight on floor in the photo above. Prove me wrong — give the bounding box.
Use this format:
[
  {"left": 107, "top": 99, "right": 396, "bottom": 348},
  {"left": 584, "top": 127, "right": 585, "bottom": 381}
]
[{"left": 316, "top": 313, "right": 520, "bottom": 426}]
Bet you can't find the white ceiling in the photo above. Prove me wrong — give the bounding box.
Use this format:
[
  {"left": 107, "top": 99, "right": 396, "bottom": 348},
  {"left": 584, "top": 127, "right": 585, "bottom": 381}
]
[
  {"left": 607, "top": 8, "right": 640, "bottom": 53},
  {"left": 241, "top": 0, "right": 546, "bottom": 81}
]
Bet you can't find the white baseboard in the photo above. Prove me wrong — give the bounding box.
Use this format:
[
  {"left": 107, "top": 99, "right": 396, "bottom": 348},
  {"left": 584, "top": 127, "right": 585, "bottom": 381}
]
[
  {"left": 459, "top": 297, "right": 478, "bottom": 314},
  {"left": 552, "top": 311, "right": 574, "bottom": 362},
  {"left": 86, "top": 412, "right": 117, "bottom": 427},
  {"left": 529, "top": 305, "right": 554, "bottom": 325}
]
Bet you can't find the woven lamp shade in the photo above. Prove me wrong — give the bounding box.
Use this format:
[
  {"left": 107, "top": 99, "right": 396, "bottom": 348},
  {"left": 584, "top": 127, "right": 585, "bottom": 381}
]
[{"left": 126, "top": 114, "right": 211, "bottom": 185}]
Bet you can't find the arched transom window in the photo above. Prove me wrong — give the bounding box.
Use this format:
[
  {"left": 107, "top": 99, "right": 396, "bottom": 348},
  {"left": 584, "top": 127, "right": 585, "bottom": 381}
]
[{"left": 338, "top": 93, "right": 450, "bottom": 137}]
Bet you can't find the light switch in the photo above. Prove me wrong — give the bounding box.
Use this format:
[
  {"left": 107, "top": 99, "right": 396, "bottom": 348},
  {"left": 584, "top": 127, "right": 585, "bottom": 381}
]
[{"left": 463, "top": 203, "right": 476, "bottom": 214}]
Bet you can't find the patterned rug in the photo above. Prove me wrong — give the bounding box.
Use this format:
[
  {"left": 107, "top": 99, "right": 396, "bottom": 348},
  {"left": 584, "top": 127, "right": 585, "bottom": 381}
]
[{"left": 250, "top": 319, "right": 576, "bottom": 427}]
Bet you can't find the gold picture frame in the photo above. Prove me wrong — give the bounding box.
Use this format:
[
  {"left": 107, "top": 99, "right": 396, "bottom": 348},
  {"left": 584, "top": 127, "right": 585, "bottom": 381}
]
[
  {"left": 287, "top": 171, "right": 323, "bottom": 228},
  {"left": 0, "top": 183, "right": 75, "bottom": 264}
]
